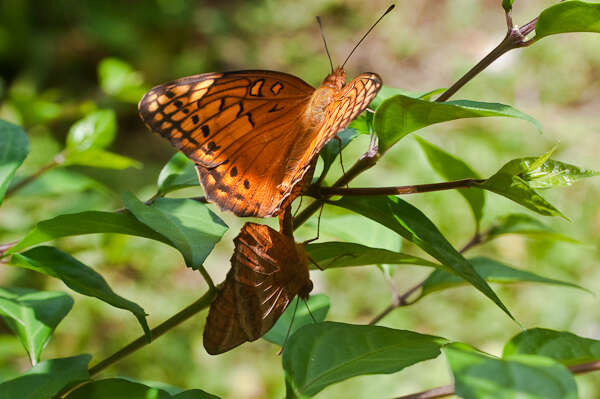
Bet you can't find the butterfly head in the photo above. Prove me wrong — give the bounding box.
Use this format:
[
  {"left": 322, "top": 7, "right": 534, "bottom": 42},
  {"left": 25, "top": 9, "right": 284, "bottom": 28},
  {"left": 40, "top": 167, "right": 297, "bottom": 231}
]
[{"left": 322, "top": 67, "right": 346, "bottom": 90}]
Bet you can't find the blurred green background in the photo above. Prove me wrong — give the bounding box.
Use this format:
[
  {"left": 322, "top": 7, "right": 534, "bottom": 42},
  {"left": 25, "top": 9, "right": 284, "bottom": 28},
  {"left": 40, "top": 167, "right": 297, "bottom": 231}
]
[{"left": 1, "top": 0, "right": 599, "bottom": 397}]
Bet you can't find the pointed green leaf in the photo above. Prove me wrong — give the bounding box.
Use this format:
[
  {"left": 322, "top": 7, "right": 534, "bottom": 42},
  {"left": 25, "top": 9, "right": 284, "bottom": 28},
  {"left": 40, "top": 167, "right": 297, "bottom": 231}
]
[
  {"left": 157, "top": 152, "right": 199, "bottom": 195},
  {"left": 418, "top": 257, "right": 586, "bottom": 300},
  {"left": 11, "top": 246, "right": 150, "bottom": 338},
  {"left": 374, "top": 96, "right": 541, "bottom": 153},
  {"left": 65, "top": 378, "right": 221, "bottom": 399},
  {"left": 283, "top": 322, "right": 448, "bottom": 397},
  {"left": 66, "top": 378, "right": 170, "bottom": 399},
  {"left": 0, "top": 288, "right": 73, "bottom": 365},
  {"left": 263, "top": 294, "right": 330, "bottom": 346},
  {"left": 0, "top": 119, "right": 29, "bottom": 204},
  {"left": 0, "top": 355, "right": 91, "bottom": 399},
  {"left": 6, "top": 211, "right": 170, "bottom": 255},
  {"left": 66, "top": 109, "right": 117, "bottom": 152},
  {"left": 476, "top": 158, "right": 565, "bottom": 218},
  {"left": 64, "top": 148, "right": 141, "bottom": 170},
  {"left": 332, "top": 196, "right": 513, "bottom": 320},
  {"left": 504, "top": 328, "right": 600, "bottom": 367},
  {"left": 305, "top": 241, "right": 442, "bottom": 270},
  {"left": 487, "top": 214, "right": 579, "bottom": 243},
  {"left": 446, "top": 343, "right": 578, "bottom": 399},
  {"left": 517, "top": 157, "right": 599, "bottom": 189},
  {"left": 535, "top": 1, "right": 600, "bottom": 40},
  {"left": 171, "top": 390, "right": 220, "bottom": 399},
  {"left": 123, "top": 193, "right": 228, "bottom": 269},
  {"left": 415, "top": 136, "right": 484, "bottom": 228}
]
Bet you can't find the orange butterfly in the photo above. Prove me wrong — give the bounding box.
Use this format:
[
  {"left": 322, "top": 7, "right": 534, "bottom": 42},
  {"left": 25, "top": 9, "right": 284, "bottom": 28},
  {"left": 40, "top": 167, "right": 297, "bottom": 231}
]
[
  {"left": 139, "top": 68, "right": 381, "bottom": 217},
  {"left": 203, "top": 222, "right": 312, "bottom": 355},
  {"left": 137, "top": 5, "right": 396, "bottom": 217}
]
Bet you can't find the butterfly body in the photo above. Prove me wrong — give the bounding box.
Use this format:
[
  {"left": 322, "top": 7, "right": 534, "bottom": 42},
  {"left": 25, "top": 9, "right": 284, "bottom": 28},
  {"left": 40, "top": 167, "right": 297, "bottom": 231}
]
[
  {"left": 203, "top": 222, "right": 312, "bottom": 354},
  {"left": 139, "top": 67, "right": 381, "bottom": 217}
]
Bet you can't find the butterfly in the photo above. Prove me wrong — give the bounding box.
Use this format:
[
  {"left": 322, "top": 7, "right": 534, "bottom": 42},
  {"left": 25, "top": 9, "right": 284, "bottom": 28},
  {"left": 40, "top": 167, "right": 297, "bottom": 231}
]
[
  {"left": 138, "top": 67, "right": 382, "bottom": 217},
  {"left": 203, "top": 222, "right": 312, "bottom": 355}
]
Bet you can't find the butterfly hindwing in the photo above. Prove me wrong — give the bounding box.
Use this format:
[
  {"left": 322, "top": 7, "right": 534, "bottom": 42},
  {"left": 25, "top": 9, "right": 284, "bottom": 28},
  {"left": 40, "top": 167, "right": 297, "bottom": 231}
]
[{"left": 203, "top": 223, "right": 312, "bottom": 354}]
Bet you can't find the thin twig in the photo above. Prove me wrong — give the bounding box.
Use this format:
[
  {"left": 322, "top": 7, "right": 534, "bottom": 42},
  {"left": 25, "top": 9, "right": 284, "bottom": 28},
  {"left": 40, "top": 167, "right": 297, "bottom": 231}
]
[
  {"left": 4, "top": 156, "right": 63, "bottom": 199},
  {"left": 88, "top": 289, "right": 215, "bottom": 377},
  {"left": 316, "top": 179, "right": 484, "bottom": 197},
  {"left": 368, "top": 228, "right": 482, "bottom": 325},
  {"left": 436, "top": 14, "right": 538, "bottom": 102}
]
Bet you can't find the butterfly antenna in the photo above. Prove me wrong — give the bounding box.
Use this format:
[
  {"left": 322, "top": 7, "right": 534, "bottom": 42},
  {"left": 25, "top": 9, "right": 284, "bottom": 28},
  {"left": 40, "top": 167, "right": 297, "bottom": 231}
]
[
  {"left": 303, "top": 299, "right": 318, "bottom": 323},
  {"left": 279, "top": 298, "right": 301, "bottom": 355},
  {"left": 316, "top": 16, "right": 335, "bottom": 73},
  {"left": 341, "top": 4, "right": 395, "bottom": 68}
]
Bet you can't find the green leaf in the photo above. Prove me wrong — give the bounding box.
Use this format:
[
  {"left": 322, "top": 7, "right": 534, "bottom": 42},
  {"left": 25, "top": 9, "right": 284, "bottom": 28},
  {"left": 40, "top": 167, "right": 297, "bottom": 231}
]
[
  {"left": 123, "top": 193, "right": 228, "bottom": 269},
  {"left": 445, "top": 343, "right": 578, "bottom": 399},
  {"left": 0, "top": 119, "right": 29, "bottom": 204},
  {"left": 415, "top": 136, "right": 484, "bottom": 228},
  {"left": 65, "top": 378, "right": 221, "bottom": 399},
  {"left": 374, "top": 96, "right": 541, "bottom": 154},
  {"left": 476, "top": 158, "right": 565, "bottom": 218},
  {"left": 418, "top": 257, "right": 586, "bottom": 300},
  {"left": 535, "top": 1, "right": 600, "bottom": 40},
  {"left": 6, "top": 211, "right": 170, "bottom": 255},
  {"left": 318, "top": 128, "right": 361, "bottom": 181},
  {"left": 332, "top": 196, "right": 513, "bottom": 320},
  {"left": 98, "top": 58, "right": 147, "bottom": 103},
  {"left": 157, "top": 152, "right": 199, "bottom": 195},
  {"left": 0, "top": 354, "right": 91, "bottom": 399},
  {"left": 516, "top": 157, "right": 599, "bottom": 189},
  {"left": 263, "top": 294, "right": 330, "bottom": 346},
  {"left": 502, "top": 0, "right": 514, "bottom": 12},
  {"left": 171, "top": 390, "right": 220, "bottom": 399},
  {"left": 0, "top": 288, "right": 73, "bottom": 365},
  {"left": 64, "top": 148, "right": 141, "bottom": 170},
  {"left": 65, "top": 378, "right": 170, "bottom": 399},
  {"left": 487, "top": 213, "right": 579, "bottom": 243},
  {"left": 66, "top": 109, "right": 117, "bottom": 152},
  {"left": 283, "top": 322, "right": 448, "bottom": 398},
  {"left": 370, "top": 86, "right": 421, "bottom": 110},
  {"left": 305, "top": 241, "right": 442, "bottom": 270},
  {"left": 11, "top": 246, "right": 150, "bottom": 338},
  {"left": 503, "top": 328, "right": 600, "bottom": 367}
]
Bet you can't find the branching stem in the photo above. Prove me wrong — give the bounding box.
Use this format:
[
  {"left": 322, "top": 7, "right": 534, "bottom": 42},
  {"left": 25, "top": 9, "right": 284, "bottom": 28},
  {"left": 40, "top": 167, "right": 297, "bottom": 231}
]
[{"left": 88, "top": 289, "right": 215, "bottom": 377}]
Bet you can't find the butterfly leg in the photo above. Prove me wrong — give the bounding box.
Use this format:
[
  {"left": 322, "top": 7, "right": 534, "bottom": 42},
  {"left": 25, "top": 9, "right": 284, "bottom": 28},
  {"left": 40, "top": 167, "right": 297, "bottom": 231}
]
[
  {"left": 301, "top": 202, "right": 324, "bottom": 245},
  {"left": 333, "top": 135, "right": 348, "bottom": 186},
  {"left": 279, "top": 205, "right": 295, "bottom": 237}
]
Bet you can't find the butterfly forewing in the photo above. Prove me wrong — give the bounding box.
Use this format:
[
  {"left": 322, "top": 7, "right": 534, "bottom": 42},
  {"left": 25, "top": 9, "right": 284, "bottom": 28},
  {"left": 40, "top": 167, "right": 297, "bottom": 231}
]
[{"left": 140, "top": 69, "right": 382, "bottom": 217}]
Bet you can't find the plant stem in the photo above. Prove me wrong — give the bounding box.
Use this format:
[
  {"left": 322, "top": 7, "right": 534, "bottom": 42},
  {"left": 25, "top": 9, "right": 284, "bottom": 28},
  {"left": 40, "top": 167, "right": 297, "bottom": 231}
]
[
  {"left": 393, "top": 361, "right": 600, "bottom": 399},
  {"left": 88, "top": 289, "right": 215, "bottom": 377},
  {"left": 436, "top": 14, "right": 537, "bottom": 102},
  {"left": 4, "top": 156, "right": 63, "bottom": 199},
  {"left": 368, "top": 229, "right": 480, "bottom": 325},
  {"left": 316, "top": 179, "right": 484, "bottom": 197},
  {"left": 293, "top": 147, "right": 380, "bottom": 229}
]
